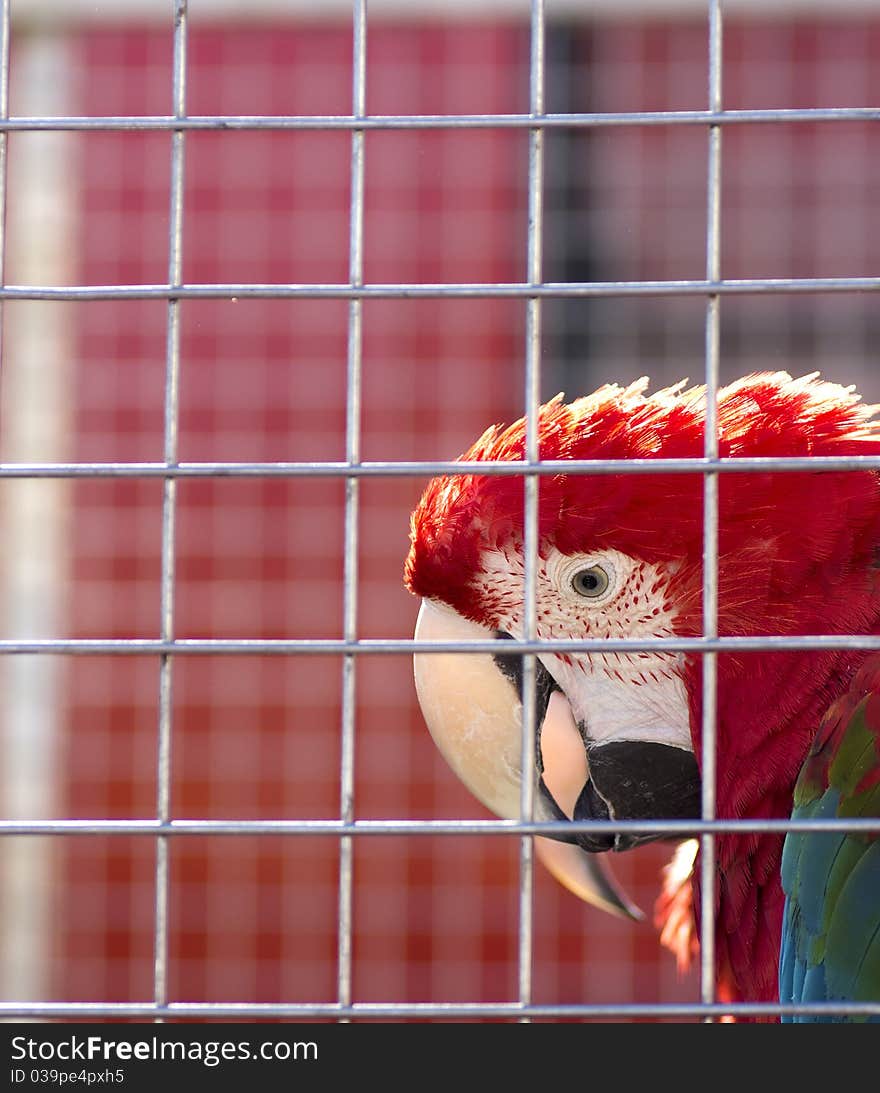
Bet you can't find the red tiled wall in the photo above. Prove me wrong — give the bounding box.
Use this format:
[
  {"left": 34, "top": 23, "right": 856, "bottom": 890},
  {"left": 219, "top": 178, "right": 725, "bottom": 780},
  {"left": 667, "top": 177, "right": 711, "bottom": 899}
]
[{"left": 561, "top": 20, "right": 880, "bottom": 396}]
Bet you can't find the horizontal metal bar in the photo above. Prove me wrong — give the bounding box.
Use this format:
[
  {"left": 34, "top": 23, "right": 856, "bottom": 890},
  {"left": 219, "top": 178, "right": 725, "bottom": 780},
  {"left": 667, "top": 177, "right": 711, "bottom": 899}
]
[
  {"left": 4, "top": 454, "right": 880, "bottom": 479},
  {"left": 0, "top": 818, "right": 877, "bottom": 836},
  {"left": 1, "top": 107, "right": 879, "bottom": 132},
  {"left": 0, "top": 999, "right": 876, "bottom": 1019},
  {"left": 1, "top": 635, "right": 880, "bottom": 655},
  {"left": 1, "top": 277, "right": 879, "bottom": 302},
  {"left": 10, "top": 0, "right": 880, "bottom": 27}
]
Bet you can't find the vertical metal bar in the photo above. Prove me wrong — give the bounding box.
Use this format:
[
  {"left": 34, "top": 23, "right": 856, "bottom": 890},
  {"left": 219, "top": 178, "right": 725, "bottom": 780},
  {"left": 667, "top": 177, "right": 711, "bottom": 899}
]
[
  {"left": 154, "top": 0, "right": 188, "bottom": 1016},
  {"left": 700, "top": 0, "right": 723, "bottom": 1019},
  {"left": 519, "top": 0, "right": 545, "bottom": 1020},
  {"left": 337, "top": 0, "right": 366, "bottom": 1017},
  {"left": 0, "top": 0, "right": 8, "bottom": 326}
]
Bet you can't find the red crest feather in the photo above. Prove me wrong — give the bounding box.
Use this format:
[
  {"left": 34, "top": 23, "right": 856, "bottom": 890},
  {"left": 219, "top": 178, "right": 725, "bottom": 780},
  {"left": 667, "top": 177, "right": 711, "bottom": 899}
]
[{"left": 406, "top": 371, "right": 880, "bottom": 630}]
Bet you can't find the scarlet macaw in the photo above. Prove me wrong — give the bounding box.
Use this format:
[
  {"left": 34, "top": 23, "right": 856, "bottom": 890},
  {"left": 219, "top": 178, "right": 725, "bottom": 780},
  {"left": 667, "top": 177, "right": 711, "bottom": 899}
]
[{"left": 404, "top": 372, "right": 880, "bottom": 1020}]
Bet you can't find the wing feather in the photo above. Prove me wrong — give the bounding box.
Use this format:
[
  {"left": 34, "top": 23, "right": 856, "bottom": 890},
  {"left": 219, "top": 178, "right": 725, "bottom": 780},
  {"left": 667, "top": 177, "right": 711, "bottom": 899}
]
[{"left": 780, "top": 655, "right": 880, "bottom": 1022}]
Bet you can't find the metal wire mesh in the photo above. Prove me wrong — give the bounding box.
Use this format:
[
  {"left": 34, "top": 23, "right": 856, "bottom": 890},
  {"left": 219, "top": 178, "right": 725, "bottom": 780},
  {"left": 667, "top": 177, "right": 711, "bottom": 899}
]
[{"left": 1, "top": 0, "right": 879, "bottom": 1022}]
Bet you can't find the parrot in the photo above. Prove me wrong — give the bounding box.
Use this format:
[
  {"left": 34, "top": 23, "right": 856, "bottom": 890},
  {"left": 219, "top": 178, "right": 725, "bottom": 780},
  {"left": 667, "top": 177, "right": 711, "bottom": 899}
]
[{"left": 403, "top": 371, "right": 880, "bottom": 1020}]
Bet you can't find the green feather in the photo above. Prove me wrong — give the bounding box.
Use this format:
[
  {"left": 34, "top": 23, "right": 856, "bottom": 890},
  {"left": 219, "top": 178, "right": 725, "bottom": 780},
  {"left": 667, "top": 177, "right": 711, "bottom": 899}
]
[
  {"left": 828, "top": 705, "right": 879, "bottom": 799},
  {"left": 824, "top": 840, "right": 880, "bottom": 1010},
  {"left": 781, "top": 676, "right": 880, "bottom": 1021}
]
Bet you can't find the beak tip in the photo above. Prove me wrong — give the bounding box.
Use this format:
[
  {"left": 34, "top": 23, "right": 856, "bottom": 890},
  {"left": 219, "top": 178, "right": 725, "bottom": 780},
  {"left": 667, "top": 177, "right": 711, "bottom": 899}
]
[
  {"left": 621, "top": 899, "right": 646, "bottom": 924},
  {"left": 535, "top": 836, "right": 644, "bottom": 921}
]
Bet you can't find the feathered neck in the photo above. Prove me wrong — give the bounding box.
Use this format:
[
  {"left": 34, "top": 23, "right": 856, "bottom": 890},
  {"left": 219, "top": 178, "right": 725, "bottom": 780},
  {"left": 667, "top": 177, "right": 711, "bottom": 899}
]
[{"left": 674, "top": 638, "right": 880, "bottom": 1009}]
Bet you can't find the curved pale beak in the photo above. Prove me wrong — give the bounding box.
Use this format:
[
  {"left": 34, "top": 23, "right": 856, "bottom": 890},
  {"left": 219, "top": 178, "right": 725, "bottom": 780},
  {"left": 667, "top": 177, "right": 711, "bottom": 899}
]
[
  {"left": 536, "top": 690, "right": 643, "bottom": 919},
  {"left": 413, "top": 597, "right": 642, "bottom": 920}
]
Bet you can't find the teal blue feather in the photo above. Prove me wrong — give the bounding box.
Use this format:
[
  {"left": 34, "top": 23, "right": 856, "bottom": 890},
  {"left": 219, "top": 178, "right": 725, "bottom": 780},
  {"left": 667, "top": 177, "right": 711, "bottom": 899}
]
[{"left": 779, "top": 662, "right": 880, "bottom": 1022}]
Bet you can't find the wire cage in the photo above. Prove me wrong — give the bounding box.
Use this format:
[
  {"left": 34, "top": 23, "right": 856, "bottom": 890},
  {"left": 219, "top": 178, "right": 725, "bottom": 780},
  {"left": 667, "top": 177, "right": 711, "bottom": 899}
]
[{"left": 1, "top": 0, "right": 879, "bottom": 1022}]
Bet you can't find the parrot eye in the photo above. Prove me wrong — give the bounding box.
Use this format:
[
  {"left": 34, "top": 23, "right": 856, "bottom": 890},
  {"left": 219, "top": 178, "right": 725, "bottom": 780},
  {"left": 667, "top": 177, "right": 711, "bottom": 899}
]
[
  {"left": 571, "top": 565, "right": 610, "bottom": 599},
  {"left": 548, "top": 548, "right": 622, "bottom": 607}
]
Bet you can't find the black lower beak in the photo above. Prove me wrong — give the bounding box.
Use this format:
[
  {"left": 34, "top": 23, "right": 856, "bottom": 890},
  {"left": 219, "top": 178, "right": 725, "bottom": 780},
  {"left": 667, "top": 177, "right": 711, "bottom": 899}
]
[{"left": 572, "top": 741, "right": 702, "bottom": 852}]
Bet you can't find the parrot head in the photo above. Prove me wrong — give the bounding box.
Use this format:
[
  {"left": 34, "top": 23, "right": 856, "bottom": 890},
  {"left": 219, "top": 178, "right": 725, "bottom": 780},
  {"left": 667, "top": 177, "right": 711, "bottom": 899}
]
[{"left": 404, "top": 372, "right": 880, "bottom": 992}]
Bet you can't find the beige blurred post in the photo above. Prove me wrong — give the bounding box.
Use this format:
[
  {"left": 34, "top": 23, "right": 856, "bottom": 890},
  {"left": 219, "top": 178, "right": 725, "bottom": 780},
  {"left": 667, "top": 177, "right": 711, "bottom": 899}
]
[{"left": 0, "top": 30, "right": 74, "bottom": 1002}]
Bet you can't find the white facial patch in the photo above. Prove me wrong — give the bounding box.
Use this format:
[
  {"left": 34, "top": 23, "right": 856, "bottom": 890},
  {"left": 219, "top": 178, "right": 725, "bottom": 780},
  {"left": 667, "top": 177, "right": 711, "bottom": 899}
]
[{"left": 473, "top": 544, "right": 692, "bottom": 753}]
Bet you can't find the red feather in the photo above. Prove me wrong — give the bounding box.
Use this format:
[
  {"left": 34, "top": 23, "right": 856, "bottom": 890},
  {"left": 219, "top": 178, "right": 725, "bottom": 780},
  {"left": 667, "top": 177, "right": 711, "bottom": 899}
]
[{"left": 405, "top": 372, "right": 880, "bottom": 1008}]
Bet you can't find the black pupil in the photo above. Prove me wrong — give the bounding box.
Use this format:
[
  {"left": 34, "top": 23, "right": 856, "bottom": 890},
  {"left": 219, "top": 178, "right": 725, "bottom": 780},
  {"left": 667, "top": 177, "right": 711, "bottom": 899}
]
[{"left": 576, "top": 569, "right": 604, "bottom": 594}]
